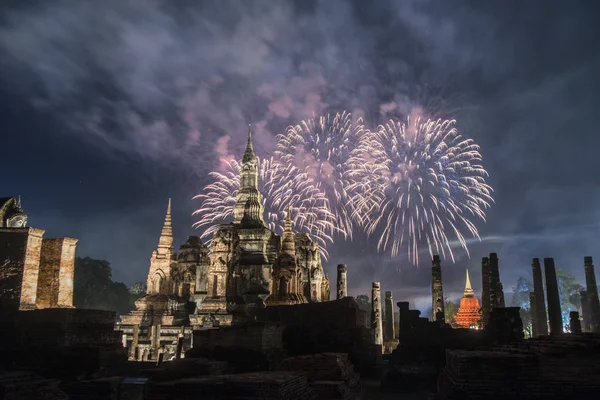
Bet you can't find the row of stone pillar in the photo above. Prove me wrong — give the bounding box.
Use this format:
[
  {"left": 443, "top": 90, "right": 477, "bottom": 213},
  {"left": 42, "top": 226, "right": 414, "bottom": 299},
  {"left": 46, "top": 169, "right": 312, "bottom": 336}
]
[{"left": 530, "top": 256, "right": 600, "bottom": 335}]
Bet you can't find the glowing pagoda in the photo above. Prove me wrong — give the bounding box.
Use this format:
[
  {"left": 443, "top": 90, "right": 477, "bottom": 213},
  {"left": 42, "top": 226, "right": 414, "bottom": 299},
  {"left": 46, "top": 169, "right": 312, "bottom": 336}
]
[{"left": 455, "top": 269, "right": 482, "bottom": 328}]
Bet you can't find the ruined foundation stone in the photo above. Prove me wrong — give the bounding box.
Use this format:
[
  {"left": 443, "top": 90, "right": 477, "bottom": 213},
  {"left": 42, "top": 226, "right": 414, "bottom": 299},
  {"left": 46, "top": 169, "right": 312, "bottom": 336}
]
[
  {"left": 544, "top": 258, "right": 563, "bottom": 335},
  {"left": 531, "top": 258, "right": 548, "bottom": 336},
  {"left": 336, "top": 264, "right": 347, "bottom": 300},
  {"left": 431, "top": 255, "right": 445, "bottom": 322},
  {"left": 371, "top": 282, "right": 383, "bottom": 347},
  {"left": 583, "top": 256, "right": 600, "bottom": 333}
]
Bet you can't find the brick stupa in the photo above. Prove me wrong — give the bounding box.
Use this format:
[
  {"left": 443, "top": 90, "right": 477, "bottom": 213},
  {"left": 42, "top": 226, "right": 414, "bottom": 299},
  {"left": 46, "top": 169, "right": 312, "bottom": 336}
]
[{"left": 455, "top": 269, "right": 482, "bottom": 328}]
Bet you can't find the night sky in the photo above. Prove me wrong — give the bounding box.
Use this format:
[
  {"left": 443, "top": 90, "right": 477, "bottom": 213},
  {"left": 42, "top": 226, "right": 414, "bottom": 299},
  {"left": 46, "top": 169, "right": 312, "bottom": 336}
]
[{"left": 2, "top": 0, "right": 599, "bottom": 312}]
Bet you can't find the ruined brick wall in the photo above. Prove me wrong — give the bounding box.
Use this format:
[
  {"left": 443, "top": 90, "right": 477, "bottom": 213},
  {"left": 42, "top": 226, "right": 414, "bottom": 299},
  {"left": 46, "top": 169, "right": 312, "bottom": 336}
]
[
  {"left": 0, "top": 228, "right": 44, "bottom": 312},
  {"left": 192, "top": 323, "right": 284, "bottom": 353},
  {"left": 37, "top": 238, "right": 78, "bottom": 309},
  {"left": 256, "top": 297, "right": 366, "bottom": 329},
  {"left": 16, "top": 308, "right": 120, "bottom": 346}
]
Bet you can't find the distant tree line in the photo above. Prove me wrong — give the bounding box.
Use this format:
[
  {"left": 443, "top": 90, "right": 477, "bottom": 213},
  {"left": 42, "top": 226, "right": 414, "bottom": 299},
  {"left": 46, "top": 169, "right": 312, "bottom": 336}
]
[
  {"left": 509, "top": 268, "right": 584, "bottom": 336},
  {"left": 73, "top": 257, "right": 146, "bottom": 316}
]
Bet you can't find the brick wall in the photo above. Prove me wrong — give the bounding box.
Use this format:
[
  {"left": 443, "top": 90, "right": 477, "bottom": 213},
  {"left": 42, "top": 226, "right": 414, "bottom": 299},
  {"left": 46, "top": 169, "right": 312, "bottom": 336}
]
[
  {"left": 193, "top": 323, "right": 284, "bottom": 353},
  {"left": 0, "top": 228, "right": 44, "bottom": 312},
  {"left": 37, "top": 237, "right": 78, "bottom": 309},
  {"left": 256, "top": 297, "right": 367, "bottom": 329},
  {"left": 57, "top": 238, "right": 77, "bottom": 307}
]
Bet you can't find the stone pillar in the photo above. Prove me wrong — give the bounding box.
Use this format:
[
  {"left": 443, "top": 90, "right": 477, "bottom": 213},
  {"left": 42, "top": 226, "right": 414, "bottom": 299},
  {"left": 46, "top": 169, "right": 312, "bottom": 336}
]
[
  {"left": 531, "top": 258, "right": 548, "bottom": 335},
  {"left": 569, "top": 311, "right": 582, "bottom": 334},
  {"left": 336, "top": 264, "right": 348, "bottom": 299},
  {"left": 529, "top": 292, "right": 538, "bottom": 338},
  {"left": 371, "top": 282, "right": 383, "bottom": 348},
  {"left": 131, "top": 325, "right": 139, "bottom": 360},
  {"left": 544, "top": 258, "right": 563, "bottom": 335},
  {"left": 481, "top": 257, "right": 491, "bottom": 327},
  {"left": 122, "top": 333, "right": 128, "bottom": 349},
  {"left": 156, "top": 324, "right": 162, "bottom": 350},
  {"left": 384, "top": 291, "right": 395, "bottom": 340},
  {"left": 489, "top": 253, "right": 505, "bottom": 308},
  {"left": 431, "top": 255, "right": 445, "bottom": 322},
  {"left": 580, "top": 290, "right": 592, "bottom": 332},
  {"left": 583, "top": 256, "right": 600, "bottom": 333},
  {"left": 397, "top": 301, "right": 410, "bottom": 337},
  {"left": 175, "top": 335, "right": 184, "bottom": 360}
]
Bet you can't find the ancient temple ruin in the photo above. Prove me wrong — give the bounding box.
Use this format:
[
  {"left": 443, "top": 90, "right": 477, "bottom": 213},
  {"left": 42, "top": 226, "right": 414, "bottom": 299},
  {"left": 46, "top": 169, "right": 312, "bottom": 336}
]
[
  {"left": 118, "top": 127, "right": 331, "bottom": 360},
  {"left": 0, "top": 197, "right": 78, "bottom": 312}
]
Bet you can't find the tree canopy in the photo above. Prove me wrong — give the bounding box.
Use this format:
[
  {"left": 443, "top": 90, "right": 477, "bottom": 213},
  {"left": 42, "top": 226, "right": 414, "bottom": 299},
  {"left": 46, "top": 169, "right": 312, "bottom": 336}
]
[{"left": 73, "top": 257, "right": 139, "bottom": 316}]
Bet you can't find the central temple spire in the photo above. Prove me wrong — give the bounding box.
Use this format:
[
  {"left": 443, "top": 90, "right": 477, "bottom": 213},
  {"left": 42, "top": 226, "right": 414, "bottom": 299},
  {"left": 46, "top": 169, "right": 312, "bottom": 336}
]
[
  {"left": 157, "top": 198, "right": 173, "bottom": 250},
  {"left": 244, "top": 124, "right": 254, "bottom": 158},
  {"left": 464, "top": 269, "right": 474, "bottom": 296},
  {"left": 233, "top": 125, "right": 266, "bottom": 227}
]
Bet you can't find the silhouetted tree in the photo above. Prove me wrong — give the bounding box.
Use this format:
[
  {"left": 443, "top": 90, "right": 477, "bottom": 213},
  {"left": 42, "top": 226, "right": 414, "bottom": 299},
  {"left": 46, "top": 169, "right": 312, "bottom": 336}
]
[
  {"left": 510, "top": 270, "right": 583, "bottom": 335},
  {"left": 355, "top": 294, "right": 370, "bottom": 312},
  {"left": 510, "top": 277, "right": 533, "bottom": 337},
  {"left": 129, "top": 282, "right": 146, "bottom": 305},
  {"left": 556, "top": 268, "right": 584, "bottom": 332},
  {"left": 74, "top": 257, "right": 136, "bottom": 316},
  {"left": 444, "top": 295, "right": 459, "bottom": 325}
]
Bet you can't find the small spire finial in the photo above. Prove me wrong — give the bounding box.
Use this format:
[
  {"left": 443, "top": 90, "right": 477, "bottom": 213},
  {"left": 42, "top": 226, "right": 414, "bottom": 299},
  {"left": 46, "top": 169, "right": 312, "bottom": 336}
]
[
  {"left": 243, "top": 124, "right": 255, "bottom": 161},
  {"left": 464, "top": 269, "right": 473, "bottom": 295},
  {"left": 16, "top": 195, "right": 21, "bottom": 208}
]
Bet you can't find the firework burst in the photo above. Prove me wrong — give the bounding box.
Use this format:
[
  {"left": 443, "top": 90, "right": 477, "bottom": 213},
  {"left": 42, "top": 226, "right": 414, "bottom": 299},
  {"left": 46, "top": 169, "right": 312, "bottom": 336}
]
[
  {"left": 192, "top": 157, "right": 336, "bottom": 259},
  {"left": 273, "top": 111, "right": 367, "bottom": 238},
  {"left": 349, "top": 117, "right": 493, "bottom": 264}
]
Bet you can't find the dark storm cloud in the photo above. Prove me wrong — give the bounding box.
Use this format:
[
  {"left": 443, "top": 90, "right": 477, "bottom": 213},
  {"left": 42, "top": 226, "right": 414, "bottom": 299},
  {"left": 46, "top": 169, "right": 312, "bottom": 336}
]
[{"left": 1, "top": 0, "right": 599, "bottom": 304}]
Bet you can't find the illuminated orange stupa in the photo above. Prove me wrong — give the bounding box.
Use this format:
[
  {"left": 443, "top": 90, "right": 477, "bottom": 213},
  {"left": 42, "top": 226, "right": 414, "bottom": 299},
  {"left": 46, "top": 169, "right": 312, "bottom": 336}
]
[{"left": 455, "top": 269, "right": 482, "bottom": 328}]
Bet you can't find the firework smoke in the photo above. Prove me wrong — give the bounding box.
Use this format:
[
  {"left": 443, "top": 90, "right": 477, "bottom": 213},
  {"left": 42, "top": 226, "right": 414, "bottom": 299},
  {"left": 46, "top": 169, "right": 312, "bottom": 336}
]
[
  {"left": 193, "top": 157, "right": 336, "bottom": 259},
  {"left": 273, "top": 111, "right": 367, "bottom": 238},
  {"left": 349, "top": 116, "right": 493, "bottom": 265}
]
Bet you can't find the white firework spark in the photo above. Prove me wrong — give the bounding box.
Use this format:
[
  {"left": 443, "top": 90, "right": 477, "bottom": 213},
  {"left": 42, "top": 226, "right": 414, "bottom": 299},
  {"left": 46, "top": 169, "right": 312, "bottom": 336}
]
[
  {"left": 348, "top": 117, "right": 494, "bottom": 265},
  {"left": 192, "top": 157, "right": 335, "bottom": 259},
  {"left": 274, "top": 111, "right": 367, "bottom": 238}
]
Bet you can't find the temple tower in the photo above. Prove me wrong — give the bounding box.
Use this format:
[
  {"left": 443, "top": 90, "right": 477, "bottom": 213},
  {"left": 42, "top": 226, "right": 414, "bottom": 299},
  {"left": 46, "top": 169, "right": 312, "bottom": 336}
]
[
  {"left": 455, "top": 269, "right": 482, "bottom": 328},
  {"left": 371, "top": 282, "right": 383, "bottom": 348},
  {"left": 583, "top": 256, "right": 600, "bottom": 332},
  {"left": 544, "top": 258, "right": 563, "bottom": 335},
  {"left": 146, "top": 199, "right": 174, "bottom": 294},
  {"left": 281, "top": 209, "right": 296, "bottom": 256},
  {"left": 336, "top": 264, "right": 347, "bottom": 299},
  {"left": 271, "top": 209, "right": 300, "bottom": 301},
  {"left": 531, "top": 258, "right": 548, "bottom": 336},
  {"left": 481, "top": 257, "right": 491, "bottom": 327},
  {"left": 384, "top": 291, "right": 395, "bottom": 340},
  {"left": 431, "top": 255, "right": 445, "bottom": 322},
  {"left": 233, "top": 125, "right": 266, "bottom": 228}
]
